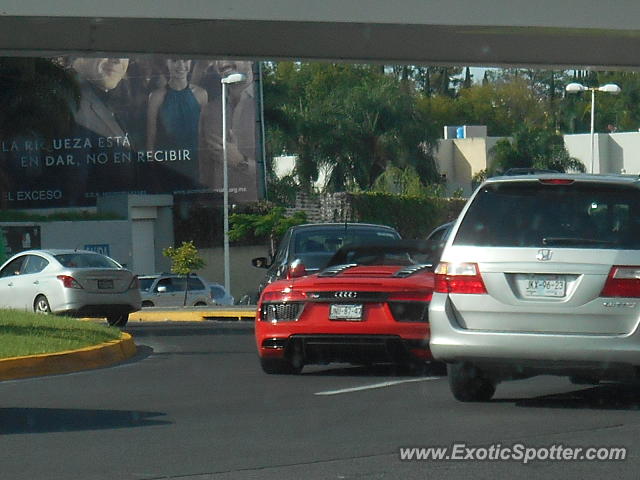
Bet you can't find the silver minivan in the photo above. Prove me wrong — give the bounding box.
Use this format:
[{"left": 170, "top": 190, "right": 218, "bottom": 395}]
[{"left": 429, "top": 174, "right": 640, "bottom": 401}]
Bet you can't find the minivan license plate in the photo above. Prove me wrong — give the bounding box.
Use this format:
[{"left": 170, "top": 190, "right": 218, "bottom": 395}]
[
  {"left": 329, "top": 304, "right": 363, "bottom": 320},
  {"left": 524, "top": 275, "right": 566, "bottom": 297}
]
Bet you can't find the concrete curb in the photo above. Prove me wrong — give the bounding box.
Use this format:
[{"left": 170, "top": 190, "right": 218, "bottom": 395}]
[
  {"left": 128, "top": 307, "right": 257, "bottom": 323},
  {"left": 0, "top": 332, "right": 136, "bottom": 381}
]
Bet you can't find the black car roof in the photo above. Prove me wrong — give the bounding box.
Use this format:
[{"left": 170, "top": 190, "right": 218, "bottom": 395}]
[{"left": 289, "top": 223, "right": 398, "bottom": 232}]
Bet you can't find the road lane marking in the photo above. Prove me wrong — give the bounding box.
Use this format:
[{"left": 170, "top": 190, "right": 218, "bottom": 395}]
[{"left": 314, "top": 376, "right": 441, "bottom": 396}]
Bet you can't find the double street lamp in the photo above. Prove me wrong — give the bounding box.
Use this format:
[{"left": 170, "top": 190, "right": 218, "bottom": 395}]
[
  {"left": 565, "top": 82, "right": 621, "bottom": 173},
  {"left": 221, "top": 72, "right": 246, "bottom": 296}
]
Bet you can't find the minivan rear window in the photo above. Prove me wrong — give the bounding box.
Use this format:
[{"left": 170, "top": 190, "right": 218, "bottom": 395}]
[{"left": 454, "top": 181, "right": 640, "bottom": 249}]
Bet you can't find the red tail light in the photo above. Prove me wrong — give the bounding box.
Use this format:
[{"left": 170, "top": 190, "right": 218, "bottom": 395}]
[
  {"left": 128, "top": 275, "right": 139, "bottom": 290},
  {"left": 56, "top": 275, "right": 83, "bottom": 289},
  {"left": 601, "top": 266, "right": 640, "bottom": 297},
  {"left": 538, "top": 179, "right": 575, "bottom": 185},
  {"left": 434, "top": 262, "right": 487, "bottom": 294},
  {"left": 261, "top": 289, "right": 307, "bottom": 303},
  {"left": 259, "top": 288, "right": 306, "bottom": 322},
  {"left": 286, "top": 259, "right": 307, "bottom": 279}
]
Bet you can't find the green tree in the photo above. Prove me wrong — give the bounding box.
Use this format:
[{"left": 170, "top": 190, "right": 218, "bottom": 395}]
[
  {"left": 489, "top": 126, "right": 585, "bottom": 174},
  {"left": 163, "top": 241, "right": 206, "bottom": 306},
  {"left": 372, "top": 165, "right": 437, "bottom": 197},
  {"left": 229, "top": 207, "right": 307, "bottom": 257},
  {"left": 263, "top": 62, "right": 441, "bottom": 195}
]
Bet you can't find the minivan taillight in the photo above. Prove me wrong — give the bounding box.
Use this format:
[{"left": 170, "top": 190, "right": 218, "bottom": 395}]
[
  {"left": 538, "top": 179, "right": 575, "bottom": 185},
  {"left": 434, "top": 262, "right": 487, "bottom": 294},
  {"left": 600, "top": 266, "right": 640, "bottom": 297}
]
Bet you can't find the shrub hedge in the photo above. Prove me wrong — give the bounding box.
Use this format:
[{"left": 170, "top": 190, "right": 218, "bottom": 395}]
[{"left": 349, "top": 192, "right": 466, "bottom": 239}]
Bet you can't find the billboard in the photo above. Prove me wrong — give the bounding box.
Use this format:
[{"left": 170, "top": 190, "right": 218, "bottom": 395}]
[{"left": 0, "top": 57, "right": 259, "bottom": 208}]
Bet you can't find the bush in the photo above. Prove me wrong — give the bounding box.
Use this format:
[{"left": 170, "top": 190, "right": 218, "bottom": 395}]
[{"left": 350, "top": 192, "right": 465, "bottom": 239}]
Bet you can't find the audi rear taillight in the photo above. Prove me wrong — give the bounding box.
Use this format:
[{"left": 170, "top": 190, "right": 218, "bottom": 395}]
[
  {"left": 259, "top": 288, "right": 307, "bottom": 322},
  {"left": 261, "top": 289, "right": 307, "bottom": 303},
  {"left": 434, "top": 262, "right": 487, "bottom": 294},
  {"left": 56, "top": 275, "right": 83, "bottom": 289},
  {"left": 601, "top": 266, "right": 640, "bottom": 297}
]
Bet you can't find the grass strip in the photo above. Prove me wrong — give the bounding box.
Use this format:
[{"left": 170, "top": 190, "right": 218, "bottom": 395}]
[{"left": 0, "top": 310, "right": 121, "bottom": 359}]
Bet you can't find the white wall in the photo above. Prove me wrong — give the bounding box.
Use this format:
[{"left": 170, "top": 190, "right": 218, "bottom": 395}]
[
  {"left": 436, "top": 136, "right": 504, "bottom": 196},
  {"left": 563, "top": 132, "right": 640, "bottom": 175},
  {"left": 199, "top": 244, "right": 269, "bottom": 300},
  {"left": 38, "top": 220, "right": 132, "bottom": 267}
]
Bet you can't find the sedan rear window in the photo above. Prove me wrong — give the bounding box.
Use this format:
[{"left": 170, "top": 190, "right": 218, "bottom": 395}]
[
  {"left": 55, "top": 253, "right": 121, "bottom": 269},
  {"left": 454, "top": 181, "right": 640, "bottom": 249}
]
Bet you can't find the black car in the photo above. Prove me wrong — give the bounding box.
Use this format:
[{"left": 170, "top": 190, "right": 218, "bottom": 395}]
[
  {"left": 251, "top": 223, "right": 401, "bottom": 296},
  {"left": 423, "top": 221, "right": 454, "bottom": 263}
]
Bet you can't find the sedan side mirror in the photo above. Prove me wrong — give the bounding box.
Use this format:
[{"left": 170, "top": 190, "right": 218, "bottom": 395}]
[
  {"left": 156, "top": 285, "right": 168, "bottom": 293},
  {"left": 252, "top": 257, "right": 270, "bottom": 269}
]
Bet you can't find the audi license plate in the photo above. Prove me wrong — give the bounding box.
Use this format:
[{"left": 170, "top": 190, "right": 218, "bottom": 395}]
[
  {"left": 97, "top": 279, "right": 114, "bottom": 290},
  {"left": 524, "top": 275, "right": 566, "bottom": 298},
  {"left": 329, "top": 304, "right": 363, "bottom": 321}
]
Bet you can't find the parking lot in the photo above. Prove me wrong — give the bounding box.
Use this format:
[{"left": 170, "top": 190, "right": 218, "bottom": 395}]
[{"left": 0, "top": 322, "right": 637, "bottom": 480}]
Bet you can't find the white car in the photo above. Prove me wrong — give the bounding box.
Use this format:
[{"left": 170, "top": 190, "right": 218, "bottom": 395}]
[
  {"left": 430, "top": 174, "right": 640, "bottom": 401},
  {"left": 0, "top": 249, "right": 141, "bottom": 327},
  {"left": 139, "top": 273, "right": 212, "bottom": 307},
  {"left": 209, "top": 283, "right": 234, "bottom": 306}
]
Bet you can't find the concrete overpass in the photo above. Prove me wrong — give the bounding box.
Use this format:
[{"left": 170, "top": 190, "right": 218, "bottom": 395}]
[{"left": 2, "top": 0, "right": 640, "bottom": 68}]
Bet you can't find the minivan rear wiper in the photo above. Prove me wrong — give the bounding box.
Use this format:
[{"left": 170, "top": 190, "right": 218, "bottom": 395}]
[{"left": 542, "top": 237, "right": 615, "bottom": 246}]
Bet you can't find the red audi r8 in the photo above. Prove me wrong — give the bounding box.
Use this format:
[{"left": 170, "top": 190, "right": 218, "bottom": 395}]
[{"left": 255, "top": 241, "right": 439, "bottom": 374}]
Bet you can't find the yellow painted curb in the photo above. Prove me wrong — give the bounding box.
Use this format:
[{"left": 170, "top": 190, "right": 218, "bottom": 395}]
[
  {"left": 128, "top": 308, "right": 257, "bottom": 323},
  {"left": 0, "top": 332, "right": 136, "bottom": 381}
]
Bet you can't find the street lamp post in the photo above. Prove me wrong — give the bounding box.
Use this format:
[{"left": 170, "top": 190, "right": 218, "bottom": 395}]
[
  {"left": 565, "top": 82, "right": 621, "bottom": 173},
  {"left": 221, "top": 72, "right": 246, "bottom": 296}
]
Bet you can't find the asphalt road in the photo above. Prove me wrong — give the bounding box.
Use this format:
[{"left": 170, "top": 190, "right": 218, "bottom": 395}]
[{"left": 1, "top": 322, "right": 639, "bottom": 480}]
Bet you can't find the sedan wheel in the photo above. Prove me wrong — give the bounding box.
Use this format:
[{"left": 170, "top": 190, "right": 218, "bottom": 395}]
[
  {"left": 34, "top": 295, "right": 51, "bottom": 314},
  {"left": 448, "top": 362, "right": 496, "bottom": 402}
]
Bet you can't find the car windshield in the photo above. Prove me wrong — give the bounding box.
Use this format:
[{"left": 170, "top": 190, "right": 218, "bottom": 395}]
[
  {"left": 138, "top": 277, "right": 156, "bottom": 292},
  {"left": 54, "top": 253, "right": 121, "bottom": 268},
  {"left": 293, "top": 228, "right": 400, "bottom": 255},
  {"left": 454, "top": 181, "right": 640, "bottom": 249},
  {"left": 326, "top": 240, "right": 433, "bottom": 267},
  {"left": 290, "top": 227, "right": 401, "bottom": 270}
]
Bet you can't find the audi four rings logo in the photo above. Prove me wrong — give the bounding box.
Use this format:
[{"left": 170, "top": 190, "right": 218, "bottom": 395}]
[{"left": 334, "top": 291, "right": 358, "bottom": 298}]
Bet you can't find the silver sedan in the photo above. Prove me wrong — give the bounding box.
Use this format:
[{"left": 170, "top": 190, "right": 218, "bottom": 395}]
[{"left": 0, "top": 249, "right": 141, "bottom": 327}]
